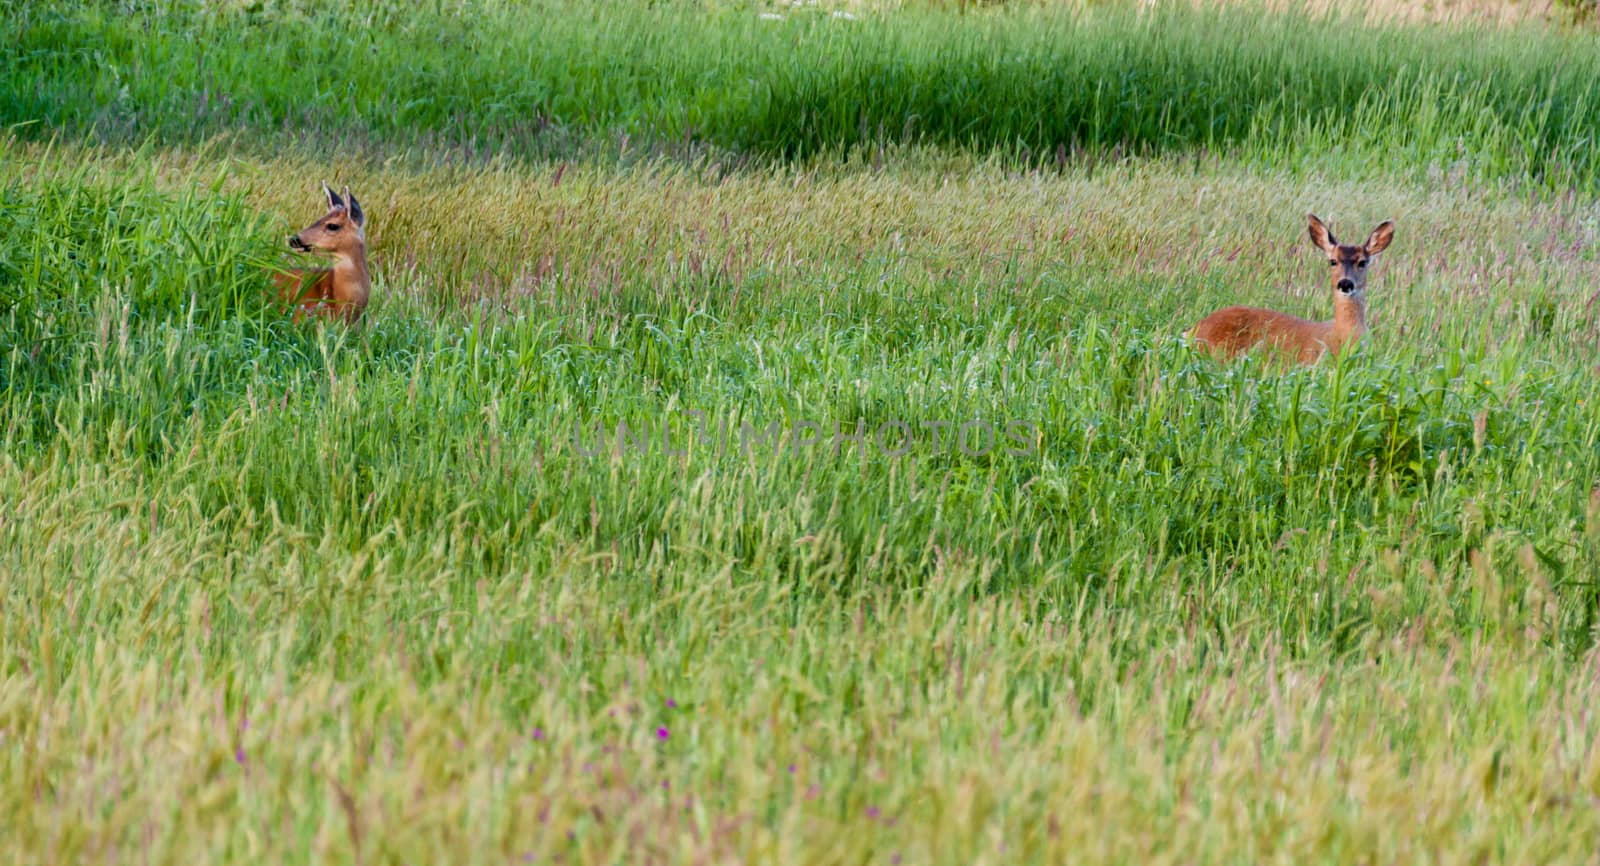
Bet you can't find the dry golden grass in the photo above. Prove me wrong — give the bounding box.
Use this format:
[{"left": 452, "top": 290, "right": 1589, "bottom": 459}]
[
  {"left": 21, "top": 138, "right": 1591, "bottom": 360},
  {"left": 766, "top": 0, "right": 1567, "bottom": 28}
]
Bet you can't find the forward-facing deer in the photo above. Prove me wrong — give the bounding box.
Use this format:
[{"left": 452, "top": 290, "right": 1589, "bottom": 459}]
[
  {"left": 1189, "top": 214, "right": 1395, "bottom": 364},
  {"left": 272, "top": 183, "right": 371, "bottom": 325}
]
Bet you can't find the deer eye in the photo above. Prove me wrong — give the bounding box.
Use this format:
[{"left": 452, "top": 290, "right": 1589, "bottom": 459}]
[
  {"left": 1328, "top": 260, "right": 1338, "bottom": 266},
  {"left": 325, "top": 223, "right": 341, "bottom": 231},
  {"left": 1357, "top": 260, "right": 1367, "bottom": 268}
]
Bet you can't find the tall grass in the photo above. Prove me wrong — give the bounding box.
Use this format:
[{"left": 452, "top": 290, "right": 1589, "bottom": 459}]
[
  {"left": 6, "top": 138, "right": 1599, "bottom": 629},
  {"left": 6, "top": 0, "right": 1600, "bottom": 188},
  {"left": 8, "top": 1, "right": 1600, "bottom": 862}
]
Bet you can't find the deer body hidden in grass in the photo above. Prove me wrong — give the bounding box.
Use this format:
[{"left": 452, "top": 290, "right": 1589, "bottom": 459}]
[
  {"left": 273, "top": 183, "right": 370, "bottom": 325},
  {"left": 1190, "top": 214, "right": 1395, "bottom": 365}
]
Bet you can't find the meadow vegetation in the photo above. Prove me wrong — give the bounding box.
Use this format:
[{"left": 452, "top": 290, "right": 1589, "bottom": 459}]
[{"left": 4, "top": 1, "right": 1600, "bottom": 863}]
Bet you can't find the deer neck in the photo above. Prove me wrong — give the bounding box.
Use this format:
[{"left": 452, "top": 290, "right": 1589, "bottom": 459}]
[
  {"left": 1329, "top": 290, "right": 1367, "bottom": 349},
  {"left": 330, "top": 243, "right": 371, "bottom": 304}
]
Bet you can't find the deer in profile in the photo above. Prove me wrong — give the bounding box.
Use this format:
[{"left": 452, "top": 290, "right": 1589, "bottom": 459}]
[
  {"left": 272, "top": 183, "right": 371, "bottom": 325},
  {"left": 1189, "top": 214, "right": 1395, "bottom": 365}
]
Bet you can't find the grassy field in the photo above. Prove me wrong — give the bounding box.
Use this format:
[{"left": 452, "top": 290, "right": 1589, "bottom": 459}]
[{"left": 5, "top": 0, "right": 1600, "bottom": 863}]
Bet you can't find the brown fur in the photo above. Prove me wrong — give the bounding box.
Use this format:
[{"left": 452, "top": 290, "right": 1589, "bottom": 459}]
[
  {"left": 1190, "top": 214, "right": 1395, "bottom": 365},
  {"left": 271, "top": 183, "right": 371, "bottom": 325}
]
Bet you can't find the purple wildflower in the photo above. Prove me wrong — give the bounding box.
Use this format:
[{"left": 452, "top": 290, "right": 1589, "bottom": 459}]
[
  {"left": 656, "top": 727, "right": 669, "bottom": 741},
  {"left": 234, "top": 746, "right": 246, "bottom": 765},
  {"left": 866, "top": 806, "right": 881, "bottom": 819}
]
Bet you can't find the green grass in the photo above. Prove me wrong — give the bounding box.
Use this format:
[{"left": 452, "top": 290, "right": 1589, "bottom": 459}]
[
  {"left": 7, "top": 0, "right": 1600, "bottom": 189},
  {"left": 6, "top": 0, "right": 1600, "bottom": 863}
]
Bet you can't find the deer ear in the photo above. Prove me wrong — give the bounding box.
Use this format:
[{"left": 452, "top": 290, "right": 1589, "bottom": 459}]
[
  {"left": 345, "top": 188, "right": 364, "bottom": 227},
  {"left": 323, "top": 181, "right": 344, "bottom": 211},
  {"left": 1307, "top": 213, "right": 1337, "bottom": 253},
  {"left": 1364, "top": 220, "right": 1395, "bottom": 255}
]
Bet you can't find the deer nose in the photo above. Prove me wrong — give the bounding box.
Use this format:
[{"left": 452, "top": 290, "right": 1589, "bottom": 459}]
[{"left": 1337, "top": 278, "right": 1355, "bottom": 292}]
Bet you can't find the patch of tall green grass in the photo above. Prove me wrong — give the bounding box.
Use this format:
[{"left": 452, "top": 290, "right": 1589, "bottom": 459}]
[{"left": 6, "top": 0, "right": 1600, "bottom": 188}]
